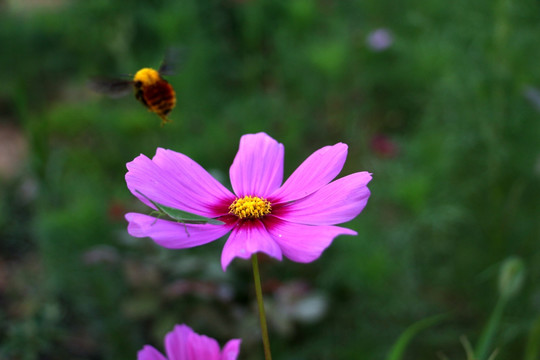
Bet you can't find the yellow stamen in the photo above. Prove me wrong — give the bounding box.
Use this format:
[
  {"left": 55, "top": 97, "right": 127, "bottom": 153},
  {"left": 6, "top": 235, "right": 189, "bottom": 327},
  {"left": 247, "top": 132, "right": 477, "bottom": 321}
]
[{"left": 229, "top": 196, "right": 272, "bottom": 219}]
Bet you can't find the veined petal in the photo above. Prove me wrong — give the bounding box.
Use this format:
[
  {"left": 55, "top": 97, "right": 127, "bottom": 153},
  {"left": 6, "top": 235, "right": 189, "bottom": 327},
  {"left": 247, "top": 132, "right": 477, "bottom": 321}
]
[
  {"left": 268, "top": 220, "right": 357, "bottom": 263},
  {"left": 229, "top": 133, "right": 284, "bottom": 198},
  {"left": 165, "top": 325, "right": 191, "bottom": 360},
  {"left": 126, "top": 148, "right": 234, "bottom": 218},
  {"left": 221, "top": 221, "right": 283, "bottom": 270},
  {"left": 221, "top": 339, "right": 242, "bottom": 360},
  {"left": 275, "top": 172, "right": 372, "bottom": 226},
  {"left": 125, "top": 213, "right": 231, "bottom": 249},
  {"left": 270, "top": 143, "right": 348, "bottom": 202},
  {"left": 138, "top": 346, "right": 167, "bottom": 360},
  {"left": 187, "top": 333, "right": 221, "bottom": 360}
]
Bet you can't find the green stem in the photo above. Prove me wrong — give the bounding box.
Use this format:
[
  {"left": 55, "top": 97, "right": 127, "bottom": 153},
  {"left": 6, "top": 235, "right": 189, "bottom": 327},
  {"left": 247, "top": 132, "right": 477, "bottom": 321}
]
[
  {"left": 475, "top": 297, "right": 507, "bottom": 360},
  {"left": 251, "top": 254, "right": 272, "bottom": 360}
]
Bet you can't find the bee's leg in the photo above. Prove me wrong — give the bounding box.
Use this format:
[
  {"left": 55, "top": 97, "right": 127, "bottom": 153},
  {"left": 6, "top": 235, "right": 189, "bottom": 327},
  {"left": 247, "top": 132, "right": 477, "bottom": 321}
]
[
  {"left": 159, "top": 114, "right": 171, "bottom": 127},
  {"left": 135, "top": 88, "right": 147, "bottom": 106}
]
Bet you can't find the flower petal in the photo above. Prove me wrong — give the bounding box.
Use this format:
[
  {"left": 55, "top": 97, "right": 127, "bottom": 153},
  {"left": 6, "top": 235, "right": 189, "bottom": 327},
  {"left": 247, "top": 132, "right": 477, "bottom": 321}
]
[
  {"left": 221, "top": 220, "right": 283, "bottom": 270},
  {"left": 165, "top": 325, "right": 192, "bottom": 360},
  {"left": 221, "top": 339, "right": 242, "bottom": 360},
  {"left": 138, "top": 345, "right": 167, "bottom": 360},
  {"left": 229, "top": 133, "right": 284, "bottom": 198},
  {"left": 270, "top": 142, "right": 348, "bottom": 202},
  {"left": 126, "top": 148, "right": 234, "bottom": 217},
  {"left": 187, "top": 333, "right": 221, "bottom": 360},
  {"left": 126, "top": 213, "right": 231, "bottom": 249},
  {"left": 268, "top": 220, "right": 357, "bottom": 263},
  {"left": 275, "top": 172, "right": 372, "bottom": 225}
]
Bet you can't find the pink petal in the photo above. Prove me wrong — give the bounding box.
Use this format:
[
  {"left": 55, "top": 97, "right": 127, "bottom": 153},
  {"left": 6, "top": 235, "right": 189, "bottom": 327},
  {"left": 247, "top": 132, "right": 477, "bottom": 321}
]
[
  {"left": 126, "top": 148, "right": 234, "bottom": 218},
  {"left": 138, "top": 345, "right": 167, "bottom": 360},
  {"left": 125, "top": 213, "right": 231, "bottom": 249},
  {"left": 229, "top": 133, "right": 284, "bottom": 198},
  {"left": 187, "top": 333, "right": 221, "bottom": 360},
  {"left": 221, "top": 339, "right": 242, "bottom": 360},
  {"left": 275, "top": 172, "right": 372, "bottom": 225},
  {"left": 268, "top": 220, "right": 357, "bottom": 263},
  {"left": 165, "top": 324, "right": 191, "bottom": 360},
  {"left": 270, "top": 143, "right": 348, "bottom": 202},
  {"left": 221, "top": 221, "right": 283, "bottom": 270}
]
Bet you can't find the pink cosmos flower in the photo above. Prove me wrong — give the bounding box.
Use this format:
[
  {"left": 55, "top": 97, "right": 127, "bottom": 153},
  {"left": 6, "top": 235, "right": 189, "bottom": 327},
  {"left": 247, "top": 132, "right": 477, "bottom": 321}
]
[
  {"left": 125, "top": 132, "right": 372, "bottom": 270},
  {"left": 138, "top": 324, "right": 241, "bottom": 360}
]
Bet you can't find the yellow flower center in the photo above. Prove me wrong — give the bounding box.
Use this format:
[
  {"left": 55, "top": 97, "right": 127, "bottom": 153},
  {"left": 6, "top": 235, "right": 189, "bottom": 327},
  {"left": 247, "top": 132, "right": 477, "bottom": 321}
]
[{"left": 229, "top": 196, "right": 272, "bottom": 219}]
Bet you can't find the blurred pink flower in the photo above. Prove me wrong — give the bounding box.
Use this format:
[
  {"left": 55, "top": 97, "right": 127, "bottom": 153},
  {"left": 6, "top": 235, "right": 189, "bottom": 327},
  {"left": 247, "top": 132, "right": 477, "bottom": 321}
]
[
  {"left": 125, "top": 132, "right": 372, "bottom": 270},
  {"left": 370, "top": 134, "right": 399, "bottom": 158},
  {"left": 366, "top": 28, "right": 393, "bottom": 51},
  {"left": 138, "top": 324, "right": 241, "bottom": 360}
]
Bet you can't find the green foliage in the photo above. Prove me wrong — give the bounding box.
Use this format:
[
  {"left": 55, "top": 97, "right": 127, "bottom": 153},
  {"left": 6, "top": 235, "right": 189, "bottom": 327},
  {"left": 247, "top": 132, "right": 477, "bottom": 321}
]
[
  {"left": 386, "top": 314, "right": 448, "bottom": 360},
  {"left": 524, "top": 316, "right": 540, "bottom": 360}
]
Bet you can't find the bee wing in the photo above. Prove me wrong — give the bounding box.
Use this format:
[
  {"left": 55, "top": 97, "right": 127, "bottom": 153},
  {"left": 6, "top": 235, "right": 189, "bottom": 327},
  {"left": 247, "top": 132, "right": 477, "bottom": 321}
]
[
  {"left": 158, "top": 47, "right": 184, "bottom": 76},
  {"left": 88, "top": 78, "right": 133, "bottom": 98}
]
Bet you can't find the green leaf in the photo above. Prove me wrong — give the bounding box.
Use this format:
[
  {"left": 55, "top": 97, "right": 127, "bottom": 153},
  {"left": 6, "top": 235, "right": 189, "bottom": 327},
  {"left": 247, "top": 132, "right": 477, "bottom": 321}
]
[
  {"left": 136, "top": 191, "right": 225, "bottom": 225},
  {"left": 474, "top": 297, "right": 506, "bottom": 360},
  {"left": 386, "top": 314, "right": 447, "bottom": 360},
  {"left": 524, "top": 315, "right": 540, "bottom": 360},
  {"left": 461, "top": 336, "right": 476, "bottom": 360}
]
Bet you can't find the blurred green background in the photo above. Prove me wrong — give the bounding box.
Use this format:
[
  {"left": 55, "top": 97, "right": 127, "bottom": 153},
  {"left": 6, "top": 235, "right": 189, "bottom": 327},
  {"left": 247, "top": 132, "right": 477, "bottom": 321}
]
[{"left": 1, "top": 0, "right": 539, "bottom": 359}]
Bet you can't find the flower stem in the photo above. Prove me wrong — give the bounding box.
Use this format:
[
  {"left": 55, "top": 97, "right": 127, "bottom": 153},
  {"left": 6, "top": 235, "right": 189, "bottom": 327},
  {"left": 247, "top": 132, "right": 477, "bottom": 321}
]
[{"left": 251, "top": 254, "right": 272, "bottom": 360}]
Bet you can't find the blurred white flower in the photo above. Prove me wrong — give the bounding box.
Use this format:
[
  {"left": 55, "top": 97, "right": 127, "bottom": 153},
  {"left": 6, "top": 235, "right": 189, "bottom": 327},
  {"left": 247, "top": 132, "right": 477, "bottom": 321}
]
[
  {"left": 266, "top": 281, "right": 328, "bottom": 336},
  {"left": 523, "top": 86, "right": 540, "bottom": 112},
  {"left": 82, "top": 245, "right": 120, "bottom": 265},
  {"left": 366, "top": 28, "right": 393, "bottom": 51}
]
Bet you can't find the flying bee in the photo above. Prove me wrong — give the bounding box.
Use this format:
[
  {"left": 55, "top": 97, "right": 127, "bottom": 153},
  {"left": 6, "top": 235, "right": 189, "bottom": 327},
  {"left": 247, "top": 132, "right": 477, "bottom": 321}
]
[{"left": 90, "top": 50, "right": 179, "bottom": 126}]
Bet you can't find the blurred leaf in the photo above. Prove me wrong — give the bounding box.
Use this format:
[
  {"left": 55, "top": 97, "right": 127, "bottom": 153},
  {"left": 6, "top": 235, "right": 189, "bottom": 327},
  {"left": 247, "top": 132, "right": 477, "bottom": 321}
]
[
  {"left": 461, "top": 336, "right": 476, "bottom": 360},
  {"left": 476, "top": 257, "right": 525, "bottom": 360},
  {"left": 307, "top": 39, "right": 349, "bottom": 79},
  {"left": 475, "top": 298, "right": 505, "bottom": 360},
  {"left": 524, "top": 316, "right": 540, "bottom": 360},
  {"left": 386, "top": 314, "right": 447, "bottom": 360}
]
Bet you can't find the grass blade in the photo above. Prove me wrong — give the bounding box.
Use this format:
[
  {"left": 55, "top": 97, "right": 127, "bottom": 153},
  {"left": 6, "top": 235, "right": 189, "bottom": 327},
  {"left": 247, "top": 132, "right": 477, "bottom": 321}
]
[
  {"left": 524, "top": 315, "right": 540, "bottom": 360},
  {"left": 386, "top": 314, "right": 447, "bottom": 360}
]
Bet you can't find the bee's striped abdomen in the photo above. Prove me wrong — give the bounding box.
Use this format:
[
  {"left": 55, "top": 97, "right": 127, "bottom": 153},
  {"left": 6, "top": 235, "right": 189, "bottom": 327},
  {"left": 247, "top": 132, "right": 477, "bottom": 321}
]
[{"left": 143, "top": 80, "right": 176, "bottom": 119}]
